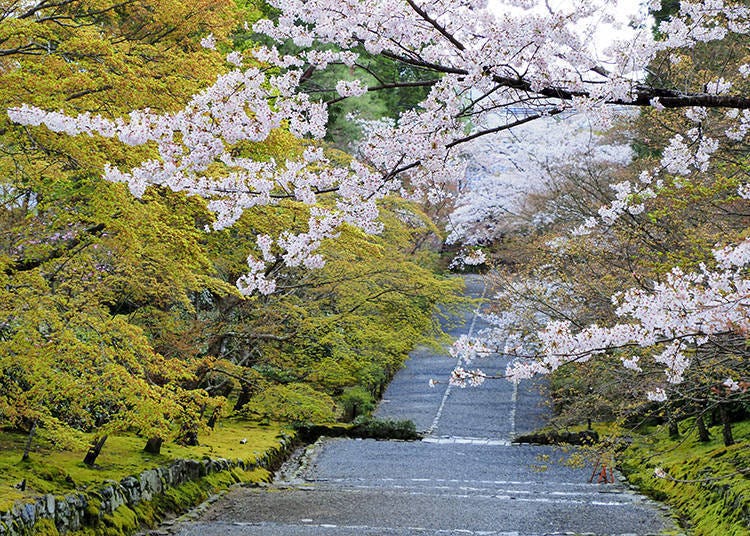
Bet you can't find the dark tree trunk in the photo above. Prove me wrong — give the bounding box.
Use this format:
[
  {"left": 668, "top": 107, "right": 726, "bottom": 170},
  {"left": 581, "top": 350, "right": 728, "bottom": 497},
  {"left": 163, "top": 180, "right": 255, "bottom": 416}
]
[
  {"left": 709, "top": 408, "right": 720, "bottom": 427},
  {"left": 207, "top": 407, "right": 222, "bottom": 429},
  {"left": 177, "top": 425, "right": 199, "bottom": 446},
  {"left": 664, "top": 405, "right": 680, "bottom": 439},
  {"left": 83, "top": 435, "right": 108, "bottom": 466},
  {"left": 143, "top": 437, "right": 163, "bottom": 455},
  {"left": 668, "top": 419, "right": 679, "bottom": 439},
  {"left": 719, "top": 405, "right": 735, "bottom": 447},
  {"left": 179, "top": 432, "right": 199, "bottom": 446},
  {"left": 233, "top": 382, "right": 253, "bottom": 411},
  {"left": 206, "top": 334, "right": 227, "bottom": 360},
  {"left": 21, "top": 419, "right": 38, "bottom": 462},
  {"left": 696, "top": 414, "right": 710, "bottom": 443}
]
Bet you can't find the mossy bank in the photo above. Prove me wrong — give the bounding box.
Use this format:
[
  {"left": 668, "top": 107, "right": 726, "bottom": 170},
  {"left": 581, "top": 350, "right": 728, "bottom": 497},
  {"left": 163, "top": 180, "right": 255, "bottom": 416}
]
[
  {"left": 0, "top": 422, "right": 295, "bottom": 535},
  {"left": 619, "top": 419, "right": 750, "bottom": 536}
]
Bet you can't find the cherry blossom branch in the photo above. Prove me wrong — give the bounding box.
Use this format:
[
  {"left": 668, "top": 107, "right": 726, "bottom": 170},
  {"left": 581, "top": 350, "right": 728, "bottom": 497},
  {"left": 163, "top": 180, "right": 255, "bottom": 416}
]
[
  {"left": 446, "top": 108, "right": 565, "bottom": 148},
  {"left": 9, "top": 0, "right": 750, "bottom": 352},
  {"left": 404, "top": 0, "right": 465, "bottom": 52},
  {"left": 379, "top": 42, "right": 750, "bottom": 110}
]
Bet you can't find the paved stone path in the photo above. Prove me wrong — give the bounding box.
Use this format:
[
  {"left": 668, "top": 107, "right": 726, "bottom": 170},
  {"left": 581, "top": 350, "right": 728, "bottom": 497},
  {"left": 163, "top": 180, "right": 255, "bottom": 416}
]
[{"left": 169, "top": 275, "right": 677, "bottom": 535}]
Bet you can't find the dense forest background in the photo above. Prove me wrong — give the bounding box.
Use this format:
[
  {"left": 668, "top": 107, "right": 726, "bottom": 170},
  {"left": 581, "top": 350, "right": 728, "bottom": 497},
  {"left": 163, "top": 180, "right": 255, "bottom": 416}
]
[{"left": 0, "top": 0, "right": 464, "bottom": 466}]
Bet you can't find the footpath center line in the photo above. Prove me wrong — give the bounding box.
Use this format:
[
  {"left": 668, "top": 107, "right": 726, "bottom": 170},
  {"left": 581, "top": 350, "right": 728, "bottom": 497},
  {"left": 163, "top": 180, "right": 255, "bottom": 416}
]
[{"left": 426, "top": 278, "right": 487, "bottom": 436}]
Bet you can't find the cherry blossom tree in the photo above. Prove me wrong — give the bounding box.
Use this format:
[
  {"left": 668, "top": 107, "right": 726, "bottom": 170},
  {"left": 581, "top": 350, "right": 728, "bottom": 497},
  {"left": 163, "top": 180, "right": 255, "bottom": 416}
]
[
  {"left": 445, "top": 111, "right": 634, "bottom": 247},
  {"left": 8, "top": 0, "right": 750, "bottom": 400}
]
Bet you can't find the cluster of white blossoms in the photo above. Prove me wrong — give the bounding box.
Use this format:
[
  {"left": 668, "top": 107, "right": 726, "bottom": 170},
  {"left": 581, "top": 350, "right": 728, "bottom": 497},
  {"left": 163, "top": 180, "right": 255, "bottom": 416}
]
[
  {"left": 450, "top": 232, "right": 750, "bottom": 399},
  {"left": 450, "top": 366, "right": 488, "bottom": 388},
  {"left": 335, "top": 80, "right": 368, "bottom": 98},
  {"left": 496, "top": 239, "right": 750, "bottom": 395},
  {"left": 8, "top": 55, "right": 385, "bottom": 295},
  {"left": 449, "top": 248, "right": 488, "bottom": 270},
  {"left": 447, "top": 334, "right": 492, "bottom": 387},
  {"left": 8, "top": 0, "right": 750, "bottom": 393}
]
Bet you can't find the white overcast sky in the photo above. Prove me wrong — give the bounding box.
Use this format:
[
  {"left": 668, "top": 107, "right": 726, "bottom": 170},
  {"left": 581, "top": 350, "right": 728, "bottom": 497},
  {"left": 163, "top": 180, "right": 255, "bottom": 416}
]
[{"left": 487, "top": 0, "right": 649, "bottom": 61}]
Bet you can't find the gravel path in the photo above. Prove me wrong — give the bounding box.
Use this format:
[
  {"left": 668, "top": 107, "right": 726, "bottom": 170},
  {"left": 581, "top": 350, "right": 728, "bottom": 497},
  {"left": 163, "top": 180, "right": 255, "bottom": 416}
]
[{"left": 166, "top": 275, "right": 677, "bottom": 536}]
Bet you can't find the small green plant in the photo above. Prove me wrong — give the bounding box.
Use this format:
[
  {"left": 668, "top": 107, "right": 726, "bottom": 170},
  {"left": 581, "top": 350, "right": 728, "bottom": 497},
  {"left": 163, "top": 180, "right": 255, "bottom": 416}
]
[
  {"left": 241, "top": 383, "right": 338, "bottom": 425},
  {"left": 338, "top": 387, "right": 376, "bottom": 421},
  {"left": 351, "top": 417, "right": 420, "bottom": 440},
  {"left": 294, "top": 418, "right": 421, "bottom": 442}
]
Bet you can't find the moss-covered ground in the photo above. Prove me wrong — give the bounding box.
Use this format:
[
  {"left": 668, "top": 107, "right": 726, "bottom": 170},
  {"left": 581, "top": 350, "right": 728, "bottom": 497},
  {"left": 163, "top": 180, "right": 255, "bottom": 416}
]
[
  {"left": 619, "top": 419, "right": 750, "bottom": 536},
  {"left": 0, "top": 418, "right": 284, "bottom": 513}
]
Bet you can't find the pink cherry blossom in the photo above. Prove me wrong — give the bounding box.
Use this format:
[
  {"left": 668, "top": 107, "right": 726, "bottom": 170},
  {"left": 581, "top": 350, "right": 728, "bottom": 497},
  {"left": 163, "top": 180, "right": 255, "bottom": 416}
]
[{"left": 7, "top": 1, "right": 750, "bottom": 403}]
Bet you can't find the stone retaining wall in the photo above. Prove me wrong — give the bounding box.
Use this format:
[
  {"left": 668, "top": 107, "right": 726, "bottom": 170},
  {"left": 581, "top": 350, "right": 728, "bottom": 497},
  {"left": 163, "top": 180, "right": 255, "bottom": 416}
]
[{"left": 0, "top": 435, "right": 295, "bottom": 536}]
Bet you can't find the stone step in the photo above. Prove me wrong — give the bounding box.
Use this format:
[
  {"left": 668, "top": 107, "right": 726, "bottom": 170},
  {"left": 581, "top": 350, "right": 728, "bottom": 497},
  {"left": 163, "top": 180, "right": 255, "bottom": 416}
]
[
  {"left": 422, "top": 436, "right": 513, "bottom": 446},
  {"left": 276, "top": 479, "right": 644, "bottom": 505}
]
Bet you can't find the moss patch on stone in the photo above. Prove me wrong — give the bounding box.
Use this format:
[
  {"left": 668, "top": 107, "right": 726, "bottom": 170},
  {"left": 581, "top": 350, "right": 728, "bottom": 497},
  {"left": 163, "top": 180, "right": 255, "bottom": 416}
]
[{"left": 25, "top": 463, "right": 273, "bottom": 536}]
